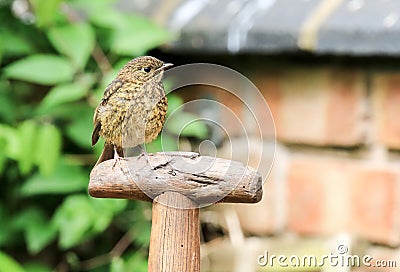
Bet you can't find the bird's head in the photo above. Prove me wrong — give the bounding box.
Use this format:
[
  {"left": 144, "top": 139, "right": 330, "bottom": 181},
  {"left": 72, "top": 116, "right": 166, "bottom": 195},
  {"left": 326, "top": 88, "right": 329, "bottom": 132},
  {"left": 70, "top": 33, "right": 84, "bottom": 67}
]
[{"left": 117, "top": 56, "right": 173, "bottom": 83}]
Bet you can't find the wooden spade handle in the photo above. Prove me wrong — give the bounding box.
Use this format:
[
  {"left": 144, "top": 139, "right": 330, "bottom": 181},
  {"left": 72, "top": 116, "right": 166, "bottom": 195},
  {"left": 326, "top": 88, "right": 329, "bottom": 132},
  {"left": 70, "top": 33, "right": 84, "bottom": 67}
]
[
  {"left": 88, "top": 152, "right": 263, "bottom": 271},
  {"left": 148, "top": 191, "right": 200, "bottom": 272},
  {"left": 89, "top": 152, "right": 263, "bottom": 205}
]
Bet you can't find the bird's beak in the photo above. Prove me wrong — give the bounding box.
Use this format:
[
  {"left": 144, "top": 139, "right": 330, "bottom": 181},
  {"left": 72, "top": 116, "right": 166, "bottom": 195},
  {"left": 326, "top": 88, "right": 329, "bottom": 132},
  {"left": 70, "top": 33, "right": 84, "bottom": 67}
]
[{"left": 161, "top": 63, "right": 173, "bottom": 70}]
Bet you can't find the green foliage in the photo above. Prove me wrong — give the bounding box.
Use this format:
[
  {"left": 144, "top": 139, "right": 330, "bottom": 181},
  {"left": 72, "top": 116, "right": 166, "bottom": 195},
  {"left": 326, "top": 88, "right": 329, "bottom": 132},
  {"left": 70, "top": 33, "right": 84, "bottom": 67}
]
[
  {"left": 167, "top": 111, "right": 209, "bottom": 138},
  {"left": 30, "top": 0, "right": 63, "bottom": 28},
  {"left": 0, "top": 29, "right": 34, "bottom": 58},
  {"left": 4, "top": 55, "right": 75, "bottom": 85},
  {"left": 110, "top": 253, "right": 148, "bottom": 272},
  {"left": 0, "top": 0, "right": 180, "bottom": 271},
  {"left": 165, "top": 95, "right": 209, "bottom": 137},
  {"left": 34, "top": 124, "right": 62, "bottom": 175},
  {"left": 0, "top": 251, "right": 25, "bottom": 272},
  {"left": 20, "top": 159, "right": 87, "bottom": 196},
  {"left": 0, "top": 121, "right": 62, "bottom": 176},
  {"left": 47, "top": 23, "right": 95, "bottom": 70},
  {"left": 37, "top": 82, "right": 91, "bottom": 114},
  {"left": 52, "top": 196, "right": 127, "bottom": 249},
  {"left": 109, "top": 16, "right": 171, "bottom": 56},
  {"left": 13, "top": 207, "right": 58, "bottom": 254}
]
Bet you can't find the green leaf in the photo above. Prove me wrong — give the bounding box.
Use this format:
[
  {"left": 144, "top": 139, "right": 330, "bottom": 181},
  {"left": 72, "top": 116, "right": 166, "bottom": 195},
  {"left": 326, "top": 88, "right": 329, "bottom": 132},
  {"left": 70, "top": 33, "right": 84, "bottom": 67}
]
[
  {"left": 0, "top": 124, "right": 19, "bottom": 160},
  {"left": 92, "top": 198, "right": 128, "bottom": 214},
  {"left": 166, "top": 112, "right": 208, "bottom": 139},
  {"left": 26, "top": 221, "right": 57, "bottom": 254},
  {"left": 125, "top": 253, "right": 148, "bottom": 272},
  {"left": 52, "top": 195, "right": 128, "bottom": 249},
  {"left": 0, "top": 205, "right": 12, "bottom": 246},
  {"left": 89, "top": 8, "right": 127, "bottom": 29},
  {"left": 47, "top": 23, "right": 95, "bottom": 69},
  {"left": 37, "top": 82, "right": 88, "bottom": 114},
  {"left": 20, "top": 160, "right": 87, "bottom": 196},
  {"left": 11, "top": 208, "right": 43, "bottom": 230},
  {"left": 35, "top": 102, "right": 89, "bottom": 120},
  {"left": 34, "top": 124, "right": 62, "bottom": 176},
  {"left": 0, "top": 36, "right": 3, "bottom": 64},
  {"left": 69, "top": 0, "right": 116, "bottom": 19},
  {"left": 166, "top": 95, "right": 183, "bottom": 116},
  {"left": 0, "top": 138, "right": 7, "bottom": 174},
  {"left": 181, "top": 121, "right": 209, "bottom": 138},
  {"left": 0, "top": 29, "right": 34, "bottom": 57},
  {"left": 14, "top": 208, "right": 57, "bottom": 254},
  {"left": 132, "top": 221, "right": 151, "bottom": 247},
  {"left": 23, "top": 263, "right": 52, "bottom": 272},
  {"left": 0, "top": 81, "right": 16, "bottom": 123},
  {"left": 4, "top": 55, "right": 74, "bottom": 85},
  {"left": 93, "top": 137, "right": 105, "bottom": 158},
  {"left": 0, "top": 251, "right": 25, "bottom": 272},
  {"left": 30, "top": 0, "right": 63, "bottom": 28},
  {"left": 65, "top": 107, "right": 94, "bottom": 148},
  {"left": 90, "top": 198, "right": 127, "bottom": 232},
  {"left": 110, "top": 16, "right": 171, "bottom": 56},
  {"left": 17, "top": 120, "right": 38, "bottom": 175},
  {"left": 145, "top": 134, "right": 177, "bottom": 153},
  {"left": 110, "top": 257, "right": 125, "bottom": 272},
  {"left": 52, "top": 195, "right": 95, "bottom": 249}
]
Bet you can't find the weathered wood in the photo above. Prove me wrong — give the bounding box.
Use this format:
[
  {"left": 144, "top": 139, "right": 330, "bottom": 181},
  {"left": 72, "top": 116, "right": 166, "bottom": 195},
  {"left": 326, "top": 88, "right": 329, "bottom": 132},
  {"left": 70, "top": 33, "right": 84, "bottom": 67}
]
[
  {"left": 89, "top": 152, "right": 262, "bottom": 206},
  {"left": 89, "top": 152, "right": 264, "bottom": 272},
  {"left": 148, "top": 192, "right": 200, "bottom": 272}
]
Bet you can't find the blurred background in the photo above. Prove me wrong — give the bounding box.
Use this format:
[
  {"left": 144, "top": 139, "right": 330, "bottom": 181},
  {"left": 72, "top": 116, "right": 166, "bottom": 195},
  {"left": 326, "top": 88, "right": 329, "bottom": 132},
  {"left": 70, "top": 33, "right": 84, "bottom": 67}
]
[{"left": 1, "top": 0, "right": 400, "bottom": 271}]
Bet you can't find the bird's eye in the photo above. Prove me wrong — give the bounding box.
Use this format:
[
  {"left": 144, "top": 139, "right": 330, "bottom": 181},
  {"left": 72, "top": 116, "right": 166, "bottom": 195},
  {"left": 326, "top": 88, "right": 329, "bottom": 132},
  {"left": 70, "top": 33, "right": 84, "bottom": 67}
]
[{"left": 143, "top": 67, "right": 151, "bottom": 73}]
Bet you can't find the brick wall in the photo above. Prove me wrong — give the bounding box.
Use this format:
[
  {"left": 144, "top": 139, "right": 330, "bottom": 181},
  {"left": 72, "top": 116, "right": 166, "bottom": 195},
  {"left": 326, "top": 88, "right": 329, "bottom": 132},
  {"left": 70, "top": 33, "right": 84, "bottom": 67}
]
[{"left": 210, "top": 64, "right": 400, "bottom": 271}]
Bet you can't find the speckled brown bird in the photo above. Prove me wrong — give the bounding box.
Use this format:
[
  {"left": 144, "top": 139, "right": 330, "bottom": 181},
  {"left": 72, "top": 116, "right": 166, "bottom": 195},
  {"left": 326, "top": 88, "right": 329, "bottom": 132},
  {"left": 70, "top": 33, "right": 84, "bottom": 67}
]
[{"left": 92, "top": 56, "right": 172, "bottom": 166}]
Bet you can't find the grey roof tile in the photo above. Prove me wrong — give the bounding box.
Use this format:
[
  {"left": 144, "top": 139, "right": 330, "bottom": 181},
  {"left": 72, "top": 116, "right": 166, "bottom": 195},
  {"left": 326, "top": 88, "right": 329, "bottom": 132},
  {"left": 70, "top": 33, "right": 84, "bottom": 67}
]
[
  {"left": 118, "top": 0, "right": 400, "bottom": 56},
  {"left": 318, "top": 0, "right": 400, "bottom": 55}
]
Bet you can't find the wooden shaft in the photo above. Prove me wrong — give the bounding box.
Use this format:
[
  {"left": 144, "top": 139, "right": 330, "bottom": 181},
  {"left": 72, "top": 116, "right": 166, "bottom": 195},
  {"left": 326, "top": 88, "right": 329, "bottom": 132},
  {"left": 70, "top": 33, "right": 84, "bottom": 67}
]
[{"left": 148, "top": 191, "right": 200, "bottom": 272}]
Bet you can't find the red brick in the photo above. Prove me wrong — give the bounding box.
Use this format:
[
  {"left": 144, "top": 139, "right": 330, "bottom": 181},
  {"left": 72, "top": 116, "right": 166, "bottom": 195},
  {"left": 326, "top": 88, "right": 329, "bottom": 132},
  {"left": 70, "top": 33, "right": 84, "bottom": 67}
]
[
  {"left": 253, "top": 70, "right": 281, "bottom": 140},
  {"left": 255, "top": 67, "right": 366, "bottom": 146},
  {"left": 287, "top": 156, "right": 400, "bottom": 245},
  {"left": 211, "top": 77, "right": 276, "bottom": 140},
  {"left": 326, "top": 70, "right": 366, "bottom": 145},
  {"left": 235, "top": 176, "right": 282, "bottom": 235},
  {"left": 349, "top": 169, "right": 400, "bottom": 246},
  {"left": 176, "top": 84, "right": 249, "bottom": 139},
  {"left": 287, "top": 157, "right": 350, "bottom": 234},
  {"left": 218, "top": 138, "right": 279, "bottom": 234},
  {"left": 214, "top": 87, "right": 247, "bottom": 137},
  {"left": 372, "top": 73, "right": 400, "bottom": 149}
]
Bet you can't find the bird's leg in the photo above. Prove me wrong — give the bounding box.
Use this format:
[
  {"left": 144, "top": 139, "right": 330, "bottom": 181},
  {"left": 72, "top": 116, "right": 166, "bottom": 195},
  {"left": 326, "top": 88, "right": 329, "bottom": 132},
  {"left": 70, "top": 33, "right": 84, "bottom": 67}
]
[
  {"left": 112, "top": 146, "right": 127, "bottom": 169},
  {"left": 136, "top": 145, "right": 150, "bottom": 163}
]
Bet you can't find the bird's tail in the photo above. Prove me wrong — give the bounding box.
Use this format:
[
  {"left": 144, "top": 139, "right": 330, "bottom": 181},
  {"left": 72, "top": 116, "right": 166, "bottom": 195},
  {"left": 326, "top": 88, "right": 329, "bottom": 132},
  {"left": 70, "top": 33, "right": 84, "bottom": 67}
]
[{"left": 95, "top": 143, "right": 123, "bottom": 166}]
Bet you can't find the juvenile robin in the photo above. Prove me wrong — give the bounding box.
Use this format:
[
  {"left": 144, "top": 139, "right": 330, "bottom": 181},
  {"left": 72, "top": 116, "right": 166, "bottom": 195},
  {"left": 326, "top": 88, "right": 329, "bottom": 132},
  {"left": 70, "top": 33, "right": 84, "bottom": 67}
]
[{"left": 92, "top": 56, "right": 172, "bottom": 166}]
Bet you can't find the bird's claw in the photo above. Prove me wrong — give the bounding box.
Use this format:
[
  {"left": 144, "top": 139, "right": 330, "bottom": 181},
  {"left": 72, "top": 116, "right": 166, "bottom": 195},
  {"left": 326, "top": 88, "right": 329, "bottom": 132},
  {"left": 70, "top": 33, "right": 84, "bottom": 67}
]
[{"left": 112, "top": 156, "right": 128, "bottom": 170}]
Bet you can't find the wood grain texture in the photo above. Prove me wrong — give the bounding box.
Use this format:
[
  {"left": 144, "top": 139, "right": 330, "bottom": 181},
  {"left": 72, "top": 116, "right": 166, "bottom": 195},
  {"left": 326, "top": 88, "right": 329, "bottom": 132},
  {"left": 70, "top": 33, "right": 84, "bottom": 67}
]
[
  {"left": 148, "top": 192, "right": 200, "bottom": 272},
  {"left": 89, "top": 152, "right": 263, "bottom": 205}
]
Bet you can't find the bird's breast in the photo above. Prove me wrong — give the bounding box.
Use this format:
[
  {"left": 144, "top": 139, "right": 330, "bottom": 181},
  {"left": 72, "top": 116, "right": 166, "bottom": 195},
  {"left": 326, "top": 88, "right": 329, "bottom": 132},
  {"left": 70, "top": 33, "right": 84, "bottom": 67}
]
[{"left": 97, "top": 81, "right": 167, "bottom": 147}]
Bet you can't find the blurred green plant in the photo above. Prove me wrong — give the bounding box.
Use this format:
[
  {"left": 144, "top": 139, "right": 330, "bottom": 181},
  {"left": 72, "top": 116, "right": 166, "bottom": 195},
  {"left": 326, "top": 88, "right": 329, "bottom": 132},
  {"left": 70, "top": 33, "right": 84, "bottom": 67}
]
[{"left": 0, "top": 0, "right": 208, "bottom": 271}]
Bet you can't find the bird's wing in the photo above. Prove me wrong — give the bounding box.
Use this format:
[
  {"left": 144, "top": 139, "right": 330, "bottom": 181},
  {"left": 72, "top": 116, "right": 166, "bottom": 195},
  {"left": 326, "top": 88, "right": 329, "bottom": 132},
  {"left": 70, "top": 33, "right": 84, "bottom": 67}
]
[
  {"left": 91, "top": 118, "right": 101, "bottom": 146},
  {"left": 91, "top": 79, "right": 124, "bottom": 146},
  {"left": 102, "top": 79, "right": 124, "bottom": 105}
]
